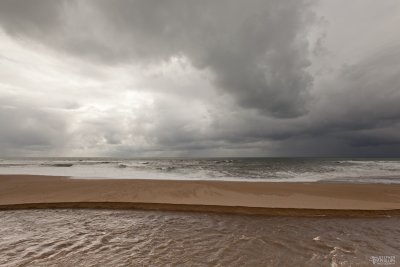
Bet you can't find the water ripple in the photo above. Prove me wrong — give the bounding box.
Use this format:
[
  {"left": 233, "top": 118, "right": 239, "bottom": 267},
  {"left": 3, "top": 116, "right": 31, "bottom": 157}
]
[{"left": 0, "top": 210, "right": 399, "bottom": 266}]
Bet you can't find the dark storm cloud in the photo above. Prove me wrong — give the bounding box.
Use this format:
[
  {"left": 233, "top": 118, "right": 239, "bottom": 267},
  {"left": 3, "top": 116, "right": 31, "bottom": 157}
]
[
  {"left": 0, "top": 0, "right": 315, "bottom": 118},
  {"left": 309, "top": 46, "right": 400, "bottom": 133},
  {"left": 0, "top": 0, "right": 63, "bottom": 36},
  {"left": 268, "top": 45, "right": 400, "bottom": 156},
  {"left": 0, "top": 97, "right": 70, "bottom": 155},
  {"left": 140, "top": 44, "right": 400, "bottom": 156},
  {"left": 1, "top": 0, "right": 400, "bottom": 156},
  {"left": 97, "top": 0, "right": 315, "bottom": 117}
]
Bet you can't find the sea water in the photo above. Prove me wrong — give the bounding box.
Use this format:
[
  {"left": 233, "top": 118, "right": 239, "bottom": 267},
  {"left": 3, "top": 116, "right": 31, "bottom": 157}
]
[
  {"left": 0, "top": 209, "right": 398, "bottom": 267},
  {"left": 1, "top": 157, "right": 400, "bottom": 183}
]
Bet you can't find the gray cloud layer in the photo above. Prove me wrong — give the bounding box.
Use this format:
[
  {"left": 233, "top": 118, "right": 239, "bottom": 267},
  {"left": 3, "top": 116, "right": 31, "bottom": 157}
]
[
  {"left": 0, "top": 0, "right": 400, "bottom": 156},
  {"left": 0, "top": 0, "right": 315, "bottom": 117}
]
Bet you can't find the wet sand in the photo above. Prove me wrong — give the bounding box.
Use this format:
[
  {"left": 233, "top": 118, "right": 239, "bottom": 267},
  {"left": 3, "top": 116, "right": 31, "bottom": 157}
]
[{"left": 0, "top": 175, "right": 400, "bottom": 216}]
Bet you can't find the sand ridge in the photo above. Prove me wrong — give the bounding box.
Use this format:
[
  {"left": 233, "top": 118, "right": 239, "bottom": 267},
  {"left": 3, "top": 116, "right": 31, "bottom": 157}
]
[{"left": 0, "top": 175, "right": 400, "bottom": 216}]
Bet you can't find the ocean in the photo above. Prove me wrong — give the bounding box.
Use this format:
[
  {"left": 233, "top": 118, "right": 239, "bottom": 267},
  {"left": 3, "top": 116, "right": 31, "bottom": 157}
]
[{"left": 1, "top": 157, "right": 400, "bottom": 183}]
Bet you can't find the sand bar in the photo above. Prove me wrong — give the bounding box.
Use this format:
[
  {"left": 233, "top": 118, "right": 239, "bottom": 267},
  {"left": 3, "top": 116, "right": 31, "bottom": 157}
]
[{"left": 0, "top": 175, "right": 399, "bottom": 216}]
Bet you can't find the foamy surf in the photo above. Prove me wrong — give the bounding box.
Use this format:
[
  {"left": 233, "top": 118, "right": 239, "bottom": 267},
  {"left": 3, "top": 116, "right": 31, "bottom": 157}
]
[{"left": 0, "top": 158, "right": 400, "bottom": 183}]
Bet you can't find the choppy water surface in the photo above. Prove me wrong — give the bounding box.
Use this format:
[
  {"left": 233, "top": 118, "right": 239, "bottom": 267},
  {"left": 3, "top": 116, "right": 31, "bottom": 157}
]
[
  {"left": 1, "top": 157, "right": 400, "bottom": 183},
  {"left": 0, "top": 210, "right": 399, "bottom": 267}
]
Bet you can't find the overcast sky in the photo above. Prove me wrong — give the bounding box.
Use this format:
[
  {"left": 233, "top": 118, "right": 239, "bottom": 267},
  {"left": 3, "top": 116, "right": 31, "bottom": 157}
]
[{"left": 1, "top": 0, "right": 400, "bottom": 157}]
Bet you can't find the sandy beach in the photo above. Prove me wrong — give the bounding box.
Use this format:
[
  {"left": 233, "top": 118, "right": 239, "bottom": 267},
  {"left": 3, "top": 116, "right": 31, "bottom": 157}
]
[
  {"left": 1, "top": 175, "right": 399, "bottom": 216},
  {"left": 1, "top": 174, "right": 400, "bottom": 266}
]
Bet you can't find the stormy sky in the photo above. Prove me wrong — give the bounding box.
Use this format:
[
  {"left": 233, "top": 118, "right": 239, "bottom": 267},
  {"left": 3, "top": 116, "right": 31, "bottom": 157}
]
[{"left": 1, "top": 0, "right": 400, "bottom": 157}]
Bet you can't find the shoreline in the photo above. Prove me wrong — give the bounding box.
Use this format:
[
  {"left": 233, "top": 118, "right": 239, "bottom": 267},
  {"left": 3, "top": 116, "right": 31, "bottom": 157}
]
[
  {"left": 1, "top": 202, "right": 399, "bottom": 217},
  {"left": 1, "top": 174, "right": 400, "bottom": 217}
]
